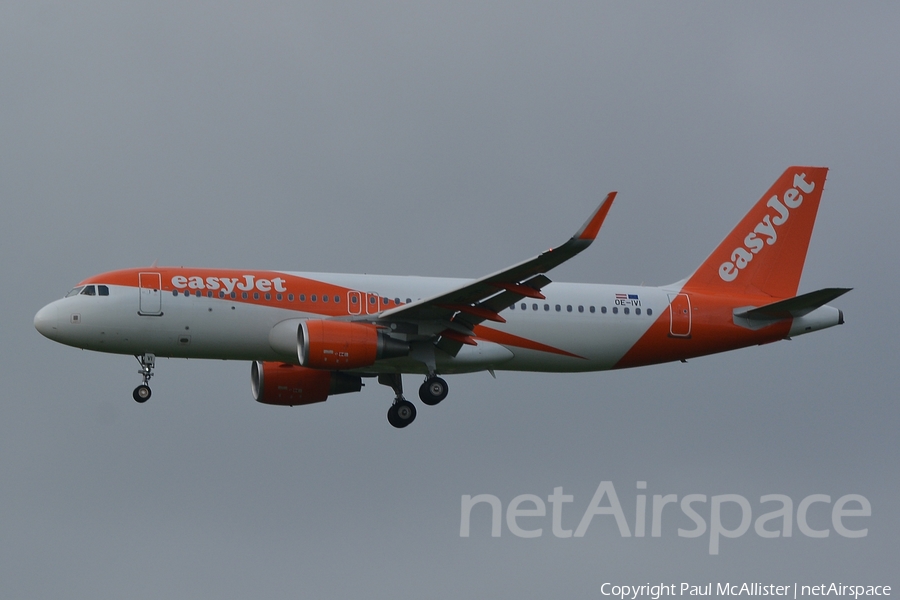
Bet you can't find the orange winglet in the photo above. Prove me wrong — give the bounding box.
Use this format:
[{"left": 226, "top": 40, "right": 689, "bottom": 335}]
[
  {"left": 492, "top": 283, "right": 546, "bottom": 300},
  {"left": 439, "top": 329, "right": 478, "bottom": 346},
  {"left": 438, "top": 303, "right": 507, "bottom": 323},
  {"left": 575, "top": 191, "right": 617, "bottom": 241}
]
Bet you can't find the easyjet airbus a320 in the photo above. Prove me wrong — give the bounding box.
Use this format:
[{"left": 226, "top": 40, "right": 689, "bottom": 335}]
[{"left": 35, "top": 167, "right": 848, "bottom": 428}]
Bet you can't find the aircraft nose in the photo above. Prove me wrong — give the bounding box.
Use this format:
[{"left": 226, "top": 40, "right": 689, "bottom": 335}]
[{"left": 34, "top": 303, "right": 60, "bottom": 339}]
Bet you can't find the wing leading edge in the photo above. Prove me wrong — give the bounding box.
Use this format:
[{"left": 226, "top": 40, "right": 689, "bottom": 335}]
[{"left": 374, "top": 193, "right": 617, "bottom": 354}]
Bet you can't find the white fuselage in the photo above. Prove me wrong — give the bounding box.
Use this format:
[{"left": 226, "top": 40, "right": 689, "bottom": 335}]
[{"left": 35, "top": 271, "right": 673, "bottom": 374}]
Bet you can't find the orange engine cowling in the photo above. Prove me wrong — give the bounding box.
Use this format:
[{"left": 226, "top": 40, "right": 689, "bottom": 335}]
[
  {"left": 251, "top": 361, "right": 362, "bottom": 406},
  {"left": 298, "top": 320, "right": 409, "bottom": 370}
]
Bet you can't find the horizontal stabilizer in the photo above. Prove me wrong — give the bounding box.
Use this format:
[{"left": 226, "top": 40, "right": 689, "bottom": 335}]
[{"left": 735, "top": 288, "right": 852, "bottom": 321}]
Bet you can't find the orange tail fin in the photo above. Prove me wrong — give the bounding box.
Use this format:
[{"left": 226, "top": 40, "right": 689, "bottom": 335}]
[{"left": 683, "top": 166, "right": 828, "bottom": 299}]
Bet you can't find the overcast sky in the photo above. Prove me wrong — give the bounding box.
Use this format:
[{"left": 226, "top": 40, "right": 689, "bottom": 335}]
[{"left": 2, "top": 3, "right": 898, "bottom": 598}]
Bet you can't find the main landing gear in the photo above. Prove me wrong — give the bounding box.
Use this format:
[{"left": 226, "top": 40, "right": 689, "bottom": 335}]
[
  {"left": 419, "top": 376, "right": 448, "bottom": 406},
  {"left": 379, "top": 374, "right": 416, "bottom": 428},
  {"left": 133, "top": 353, "right": 155, "bottom": 403},
  {"left": 387, "top": 400, "right": 416, "bottom": 429},
  {"left": 379, "top": 373, "right": 450, "bottom": 428}
]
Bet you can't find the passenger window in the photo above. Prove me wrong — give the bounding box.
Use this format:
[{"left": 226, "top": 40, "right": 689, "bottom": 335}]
[
  {"left": 624, "top": 307, "right": 630, "bottom": 315},
  {"left": 242, "top": 292, "right": 248, "bottom": 299},
  {"left": 394, "top": 298, "right": 400, "bottom": 305},
  {"left": 80, "top": 285, "right": 96, "bottom": 296},
  {"left": 532, "top": 304, "right": 538, "bottom": 311},
  {"left": 276, "top": 294, "right": 282, "bottom": 301},
  {"left": 253, "top": 292, "right": 260, "bottom": 300},
  {"left": 265, "top": 293, "right": 271, "bottom": 300},
  {"left": 635, "top": 308, "right": 641, "bottom": 315},
  {"left": 555, "top": 304, "right": 561, "bottom": 312},
  {"left": 288, "top": 294, "right": 294, "bottom": 301},
  {"left": 323, "top": 295, "right": 329, "bottom": 303},
  {"left": 589, "top": 306, "right": 595, "bottom": 313},
  {"left": 510, "top": 304, "right": 515, "bottom": 310},
  {"left": 172, "top": 290, "right": 179, "bottom": 296},
  {"left": 647, "top": 308, "right": 653, "bottom": 316},
  {"left": 613, "top": 307, "right": 618, "bottom": 314},
  {"left": 219, "top": 291, "right": 225, "bottom": 298},
  {"left": 300, "top": 294, "right": 306, "bottom": 302},
  {"left": 207, "top": 291, "right": 213, "bottom": 298},
  {"left": 334, "top": 296, "right": 340, "bottom": 303},
  {"left": 521, "top": 303, "right": 526, "bottom": 310},
  {"left": 406, "top": 298, "right": 412, "bottom": 303},
  {"left": 351, "top": 296, "right": 358, "bottom": 304},
  {"left": 600, "top": 306, "right": 606, "bottom": 314},
  {"left": 98, "top": 285, "right": 109, "bottom": 296},
  {"left": 578, "top": 305, "right": 584, "bottom": 313},
  {"left": 567, "top": 305, "right": 572, "bottom": 312},
  {"left": 543, "top": 304, "right": 550, "bottom": 311},
  {"left": 312, "top": 295, "right": 318, "bottom": 302}
]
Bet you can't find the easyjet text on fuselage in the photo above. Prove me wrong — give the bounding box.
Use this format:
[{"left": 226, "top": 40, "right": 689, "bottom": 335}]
[{"left": 171, "top": 274, "right": 288, "bottom": 295}]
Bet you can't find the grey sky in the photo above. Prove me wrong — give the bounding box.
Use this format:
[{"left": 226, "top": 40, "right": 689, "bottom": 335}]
[{"left": 2, "top": 3, "right": 897, "bottom": 598}]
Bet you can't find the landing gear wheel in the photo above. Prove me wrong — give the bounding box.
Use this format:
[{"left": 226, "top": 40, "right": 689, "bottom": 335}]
[
  {"left": 387, "top": 399, "right": 417, "bottom": 428},
  {"left": 133, "top": 384, "right": 151, "bottom": 403},
  {"left": 133, "top": 354, "right": 156, "bottom": 403},
  {"left": 419, "top": 376, "right": 448, "bottom": 406}
]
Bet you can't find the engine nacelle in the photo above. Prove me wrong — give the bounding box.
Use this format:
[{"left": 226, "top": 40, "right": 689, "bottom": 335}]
[
  {"left": 298, "top": 320, "right": 409, "bottom": 369},
  {"left": 251, "top": 361, "right": 362, "bottom": 406}
]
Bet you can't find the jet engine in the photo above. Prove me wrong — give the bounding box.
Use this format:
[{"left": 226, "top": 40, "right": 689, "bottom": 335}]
[
  {"left": 298, "top": 320, "right": 409, "bottom": 369},
  {"left": 251, "top": 361, "right": 362, "bottom": 406}
]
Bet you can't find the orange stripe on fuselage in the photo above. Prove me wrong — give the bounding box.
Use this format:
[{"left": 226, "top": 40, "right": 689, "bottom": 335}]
[
  {"left": 474, "top": 325, "right": 585, "bottom": 359},
  {"left": 613, "top": 292, "right": 791, "bottom": 369}
]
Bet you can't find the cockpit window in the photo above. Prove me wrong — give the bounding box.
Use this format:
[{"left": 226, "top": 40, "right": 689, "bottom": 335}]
[
  {"left": 80, "top": 285, "right": 96, "bottom": 296},
  {"left": 98, "top": 285, "right": 109, "bottom": 296},
  {"left": 65, "top": 286, "right": 84, "bottom": 298}
]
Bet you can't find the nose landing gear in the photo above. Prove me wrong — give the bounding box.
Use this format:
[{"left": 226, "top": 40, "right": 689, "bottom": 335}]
[{"left": 133, "top": 353, "right": 155, "bottom": 403}]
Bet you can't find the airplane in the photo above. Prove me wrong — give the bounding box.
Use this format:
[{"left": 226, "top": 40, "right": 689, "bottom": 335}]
[{"left": 34, "top": 166, "right": 849, "bottom": 428}]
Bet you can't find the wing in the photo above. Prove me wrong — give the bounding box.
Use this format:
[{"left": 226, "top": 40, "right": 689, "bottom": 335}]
[{"left": 371, "top": 192, "right": 617, "bottom": 355}]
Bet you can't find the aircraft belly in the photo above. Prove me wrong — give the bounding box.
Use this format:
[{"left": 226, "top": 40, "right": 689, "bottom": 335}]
[{"left": 75, "top": 295, "right": 291, "bottom": 360}]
